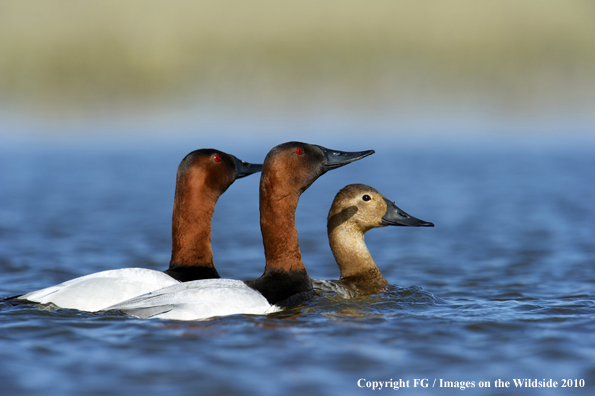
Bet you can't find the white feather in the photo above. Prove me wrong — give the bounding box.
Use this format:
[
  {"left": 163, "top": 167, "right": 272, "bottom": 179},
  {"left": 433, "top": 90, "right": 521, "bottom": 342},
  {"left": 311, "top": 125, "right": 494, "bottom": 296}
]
[
  {"left": 105, "top": 279, "right": 281, "bottom": 321},
  {"left": 19, "top": 268, "right": 180, "bottom": 312}
]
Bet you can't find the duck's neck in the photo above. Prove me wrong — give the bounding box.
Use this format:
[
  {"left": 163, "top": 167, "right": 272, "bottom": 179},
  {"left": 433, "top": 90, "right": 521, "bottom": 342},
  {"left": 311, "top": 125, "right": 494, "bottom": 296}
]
[
  {"left": 260, "top": 192, "right": 305, "bottom": 272},
  {"left": 328, "top": 224, "right": 388, "bottom": 295},
  {"left": 167, "top": 179, "right": 220, "bottom": 280},
  {"left": 245, "top": 177, "right": 312, "bottom": 306}
]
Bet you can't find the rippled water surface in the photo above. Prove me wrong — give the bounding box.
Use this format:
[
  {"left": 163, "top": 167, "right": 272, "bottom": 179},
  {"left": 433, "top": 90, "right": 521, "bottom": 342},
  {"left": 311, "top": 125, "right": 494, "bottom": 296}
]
[{"left": 1, "top": 137, "right": 594, "bottom": 395}]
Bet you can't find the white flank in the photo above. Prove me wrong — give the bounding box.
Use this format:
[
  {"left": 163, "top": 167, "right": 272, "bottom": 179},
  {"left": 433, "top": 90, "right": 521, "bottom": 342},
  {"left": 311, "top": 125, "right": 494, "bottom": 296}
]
[
  {"left": 105, "top": 279, "right": 281, "bottom": 321},
  {"left": 20, "top": 268, "right": 181, "bottom": 312}
]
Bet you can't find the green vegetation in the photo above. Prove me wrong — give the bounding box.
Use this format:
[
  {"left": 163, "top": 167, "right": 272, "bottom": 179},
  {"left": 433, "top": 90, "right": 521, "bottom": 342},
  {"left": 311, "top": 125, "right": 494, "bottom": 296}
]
[{"left": 1, "top": 0, "right": 594, "bottom": 114}]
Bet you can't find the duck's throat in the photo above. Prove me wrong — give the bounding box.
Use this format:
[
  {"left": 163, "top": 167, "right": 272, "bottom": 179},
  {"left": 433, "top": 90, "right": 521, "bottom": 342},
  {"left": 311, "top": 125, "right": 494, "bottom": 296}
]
[
  {"left": 260, "top": 193, "right": 306, "bottom": 273},
  {"left": 169, "top": 192, "right": 216, "bottom": 271},
  {"left": 328, "top": 228, "right": 388, "bottom": 294}
]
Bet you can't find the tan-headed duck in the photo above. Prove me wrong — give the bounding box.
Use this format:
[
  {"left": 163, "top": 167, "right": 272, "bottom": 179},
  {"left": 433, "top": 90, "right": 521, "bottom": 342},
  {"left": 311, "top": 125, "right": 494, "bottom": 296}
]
[
  {"left": 313, "top": 184, "right": 434, "bottom": 297},
  {"left": 11, "top": 149, "right": 262, "bottom": 311},
  {"left": 104, "top": 142, "right": 374, "bottom": 320}
]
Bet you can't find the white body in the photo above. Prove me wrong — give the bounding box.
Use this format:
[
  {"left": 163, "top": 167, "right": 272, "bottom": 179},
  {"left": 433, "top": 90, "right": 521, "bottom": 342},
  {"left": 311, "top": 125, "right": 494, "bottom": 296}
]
[
  {"left": 105, "top": 279, "right": 281, "bottom": 321},
  {"left": 19, "top": 268, "right": 181, "bottom": 312}
]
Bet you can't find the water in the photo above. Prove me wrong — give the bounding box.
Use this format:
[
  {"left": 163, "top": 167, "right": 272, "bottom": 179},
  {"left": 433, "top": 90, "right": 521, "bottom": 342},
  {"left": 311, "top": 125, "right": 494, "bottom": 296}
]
[{"left": 1, "top": 136, "right": 594, "bottom": 395}]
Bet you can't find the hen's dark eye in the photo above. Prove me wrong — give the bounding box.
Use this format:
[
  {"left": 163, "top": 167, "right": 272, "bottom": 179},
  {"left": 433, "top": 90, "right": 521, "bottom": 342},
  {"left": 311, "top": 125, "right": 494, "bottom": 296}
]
[{"left": 362, "top": 195, "right": 371, "bottom": 202}]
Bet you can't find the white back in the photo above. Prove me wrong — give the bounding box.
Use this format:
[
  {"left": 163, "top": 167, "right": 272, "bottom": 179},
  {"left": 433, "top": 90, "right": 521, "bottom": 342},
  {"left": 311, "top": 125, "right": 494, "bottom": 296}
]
[
  {"left": 20, "top": 268, "right": 180, "bottom": 312},
  {"left": 105, "top": 279, "right": 280, "bottom": 320}
]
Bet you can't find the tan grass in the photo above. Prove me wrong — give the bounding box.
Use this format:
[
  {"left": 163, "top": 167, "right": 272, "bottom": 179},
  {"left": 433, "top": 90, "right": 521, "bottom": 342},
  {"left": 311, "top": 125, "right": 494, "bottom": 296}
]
[{"left": 1, "top": 0, "right": 594, "bottom": 113}]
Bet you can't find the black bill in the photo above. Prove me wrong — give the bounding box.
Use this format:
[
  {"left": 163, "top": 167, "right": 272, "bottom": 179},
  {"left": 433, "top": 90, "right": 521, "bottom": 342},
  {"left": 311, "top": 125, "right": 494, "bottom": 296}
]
[
  {"left": 381, "top": 198, "right": 434, "bottom": 227},
  {"left": 233, "top": 156, "right": 263, "bottom": 179},
  {"left": 315, "top": 145, "right": 375, "bottom": 172}
]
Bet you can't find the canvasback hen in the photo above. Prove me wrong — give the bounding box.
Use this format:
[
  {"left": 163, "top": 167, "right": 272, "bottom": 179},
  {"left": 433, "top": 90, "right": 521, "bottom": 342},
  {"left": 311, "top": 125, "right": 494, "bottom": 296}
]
[
  {"left": 313, "top": 184, "right": 434, "bottom": 298},
  {"left": 105, "top": 142, "right": 374, "bottom": 320},
  {"left": 10, "top": 149, "right": 262, "bottom": 312}
]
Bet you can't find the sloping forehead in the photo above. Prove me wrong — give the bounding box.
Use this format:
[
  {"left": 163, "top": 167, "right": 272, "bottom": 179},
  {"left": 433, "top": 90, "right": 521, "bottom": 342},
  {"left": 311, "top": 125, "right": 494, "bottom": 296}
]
[{"left": 337, "top": 183, "right": 382, "bottom": 199}]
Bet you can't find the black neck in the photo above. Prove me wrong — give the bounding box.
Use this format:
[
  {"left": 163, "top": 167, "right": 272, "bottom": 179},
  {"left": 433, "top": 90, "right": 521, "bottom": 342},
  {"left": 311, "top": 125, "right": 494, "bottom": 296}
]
[
  {"left": 244, "top": 268, "right": 313, "bottom": 307},
  {"left": 164, "top": 265, "right": 221, "bottom": 282}
]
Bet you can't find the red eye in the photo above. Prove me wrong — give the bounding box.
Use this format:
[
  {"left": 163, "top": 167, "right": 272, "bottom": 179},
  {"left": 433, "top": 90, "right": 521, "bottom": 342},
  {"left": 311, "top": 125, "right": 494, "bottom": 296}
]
[
  {"left": 213, "top": 154, "right": 221, "bottom": 162},
  {"left": 295, "top": 148, "right": 303, "bottom": 155}
]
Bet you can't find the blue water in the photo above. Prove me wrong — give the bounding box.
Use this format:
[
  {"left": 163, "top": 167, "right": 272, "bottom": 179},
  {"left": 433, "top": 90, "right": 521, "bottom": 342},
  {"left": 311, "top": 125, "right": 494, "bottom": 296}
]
[{"left": 1, "top": 135, "right": 594, "bottom": 395}]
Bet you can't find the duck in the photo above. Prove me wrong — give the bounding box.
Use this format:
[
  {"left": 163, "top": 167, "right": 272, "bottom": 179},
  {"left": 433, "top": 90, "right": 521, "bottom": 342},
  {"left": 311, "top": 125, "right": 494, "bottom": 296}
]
[
  {"left": 104, "top": 142, "right": 375, "bottom": 320},
  {"left": 312, "top": 184, "right": 434, "bottom": 298},
  {"left": 9, "top": 149, "right": 262, "bottom": 312}
]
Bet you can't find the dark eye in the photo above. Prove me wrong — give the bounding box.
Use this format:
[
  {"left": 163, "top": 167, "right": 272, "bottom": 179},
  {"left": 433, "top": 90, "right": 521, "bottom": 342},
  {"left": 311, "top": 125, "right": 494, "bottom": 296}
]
[
  {"left": 295, "top": 148, "right": 303, "bottom": 155},
  {"left": 362, "top": 195, "right": 371, "bottom": 202},
  {"left": 213, "top": 154, "right": 221, "bottom": 162}
]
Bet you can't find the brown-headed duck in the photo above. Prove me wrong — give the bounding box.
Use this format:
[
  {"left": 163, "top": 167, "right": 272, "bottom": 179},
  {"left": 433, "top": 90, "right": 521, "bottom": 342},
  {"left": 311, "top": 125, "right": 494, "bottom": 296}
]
[
  {"left": 10, "top": 149, "right": 261, "bottom": 312},
  {"left": 104, "top": 142, "right": 374, "bottom": 320}
]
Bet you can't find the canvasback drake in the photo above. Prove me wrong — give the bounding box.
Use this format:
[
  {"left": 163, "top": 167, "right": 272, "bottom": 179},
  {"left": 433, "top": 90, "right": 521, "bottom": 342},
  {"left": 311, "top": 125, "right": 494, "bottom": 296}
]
[
  {"left": 10, "top": 149, "right": 262, "bottom": 312},
  {"left": 105, "top": 142, "right": 375, "bottom": 320},
  {"left": 313, "top": 184, "right": 433, "bottom": 297}
]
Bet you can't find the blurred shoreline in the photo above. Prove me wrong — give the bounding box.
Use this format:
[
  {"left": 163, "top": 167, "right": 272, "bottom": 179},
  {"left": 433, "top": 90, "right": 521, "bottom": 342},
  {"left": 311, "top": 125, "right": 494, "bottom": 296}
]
[{"left": 0, "top": 0, "right": 594, "bottom": 139}]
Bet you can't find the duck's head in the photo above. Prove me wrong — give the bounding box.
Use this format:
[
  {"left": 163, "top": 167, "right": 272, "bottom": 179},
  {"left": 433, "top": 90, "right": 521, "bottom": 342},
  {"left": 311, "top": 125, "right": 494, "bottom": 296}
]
[
  {"left": 177, "top": 149, "right": 262, "bottom": 195},
  {"left": 328, "top": 184, "right": 434, "bottom": 233},
  {"left": 261, "top": 142, "right": 375, "bottom": 197}
]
